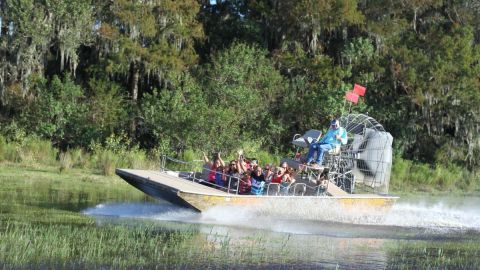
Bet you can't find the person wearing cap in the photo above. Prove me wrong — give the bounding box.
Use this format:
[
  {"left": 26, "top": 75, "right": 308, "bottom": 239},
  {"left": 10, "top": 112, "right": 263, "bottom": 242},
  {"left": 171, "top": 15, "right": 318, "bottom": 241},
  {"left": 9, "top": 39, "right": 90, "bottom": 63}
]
[{"left": 305, "top": 119, "right": 347, "bottom": 166}]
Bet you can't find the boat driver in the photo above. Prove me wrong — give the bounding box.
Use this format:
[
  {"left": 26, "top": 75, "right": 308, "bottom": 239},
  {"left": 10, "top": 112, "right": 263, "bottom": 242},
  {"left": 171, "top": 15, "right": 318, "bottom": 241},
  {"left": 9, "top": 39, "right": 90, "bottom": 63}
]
[{"left": 305, "top": 119, "right": 347, "bottom": 166}]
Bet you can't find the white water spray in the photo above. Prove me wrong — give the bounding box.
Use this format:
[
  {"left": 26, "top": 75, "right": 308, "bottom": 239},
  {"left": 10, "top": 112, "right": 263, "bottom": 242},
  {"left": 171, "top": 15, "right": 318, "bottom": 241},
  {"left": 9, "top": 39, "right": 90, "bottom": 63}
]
[
  {"left": 198, "top": 198, "right": 480, "bottom": 233},
  {"left": 83, "top": 197, "right": 480, "bottom": 235},
  {"left": 382, "top": 201, "right": 480, "bottom": 229},
  {"left": 82, "top": 202, "right": 198, "bottom": 222}
]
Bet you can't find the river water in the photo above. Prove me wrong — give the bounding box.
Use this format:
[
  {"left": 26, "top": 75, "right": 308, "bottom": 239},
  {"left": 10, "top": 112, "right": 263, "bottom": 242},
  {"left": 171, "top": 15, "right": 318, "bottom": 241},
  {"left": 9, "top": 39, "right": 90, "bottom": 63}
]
[
  {"left": 83, "top": 196, "right": 480, "bottom": 269},
  {"left": 1, "top": 168, "right": 478, "bottom": 269}
]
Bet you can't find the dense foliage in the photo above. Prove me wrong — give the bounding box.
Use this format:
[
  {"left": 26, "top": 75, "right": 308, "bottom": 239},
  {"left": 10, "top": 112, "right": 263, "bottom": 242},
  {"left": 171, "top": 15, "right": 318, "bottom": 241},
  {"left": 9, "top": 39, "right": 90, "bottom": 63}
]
[{"left": 1, "top": 0, "right": 479, "bottom": 171}]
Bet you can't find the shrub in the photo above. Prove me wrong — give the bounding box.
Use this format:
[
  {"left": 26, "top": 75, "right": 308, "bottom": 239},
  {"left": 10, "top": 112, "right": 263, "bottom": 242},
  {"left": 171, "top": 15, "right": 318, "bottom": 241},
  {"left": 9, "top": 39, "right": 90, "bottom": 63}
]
[
  {"left": 0, "top": 134, "right": 57, "bottom": 166},
  {"left": 390, "top": 156, "right": 480, "bottom": 193},
  {"left": 0, "top": 136, "right": 20, "bottom": 162},
  {"left": 20, "top": 137, "right": 58, "bottom": 166},
  {"left": 95, "top": 150, "right": 119, "bottom": 176},
  {"left": 69, "top": 148, "right": 89, "bottom": 169},
  {"left": 122, "top": 149, "right": 150, "bottom": 170},
  {"left": 59, "top": 152, "right": 73, "bottom": 172}
]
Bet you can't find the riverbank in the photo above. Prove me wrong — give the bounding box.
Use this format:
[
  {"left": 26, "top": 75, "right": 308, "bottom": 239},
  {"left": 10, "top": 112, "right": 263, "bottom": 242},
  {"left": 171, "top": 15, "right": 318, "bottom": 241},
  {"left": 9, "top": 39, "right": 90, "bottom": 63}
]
[
  {"left": 2, "top": 135, "right": 479, "bottom": 194},
  {"left": 390, "top": 157, "right": 480, "bottom": 195}
]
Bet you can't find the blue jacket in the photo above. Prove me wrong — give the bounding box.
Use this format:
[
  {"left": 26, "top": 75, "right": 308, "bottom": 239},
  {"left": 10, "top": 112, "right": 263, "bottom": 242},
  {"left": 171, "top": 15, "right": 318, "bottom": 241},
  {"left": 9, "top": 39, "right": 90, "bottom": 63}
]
[{"left": 319, "top": 127, "right": 347, "bottom": 146}]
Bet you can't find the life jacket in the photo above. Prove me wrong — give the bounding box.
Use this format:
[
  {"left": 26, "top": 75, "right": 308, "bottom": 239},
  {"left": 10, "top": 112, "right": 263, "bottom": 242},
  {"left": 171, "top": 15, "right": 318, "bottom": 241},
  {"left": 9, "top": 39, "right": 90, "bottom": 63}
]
[{"left": 250, "top": 179, "right": 265, "bottom": 195}]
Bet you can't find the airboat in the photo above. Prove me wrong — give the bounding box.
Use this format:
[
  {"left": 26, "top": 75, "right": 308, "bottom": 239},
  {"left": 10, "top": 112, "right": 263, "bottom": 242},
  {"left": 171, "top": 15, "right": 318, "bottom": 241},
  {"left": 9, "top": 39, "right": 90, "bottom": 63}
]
[{"left": 116, "top": 114, "right": 398, "bottom": 213}]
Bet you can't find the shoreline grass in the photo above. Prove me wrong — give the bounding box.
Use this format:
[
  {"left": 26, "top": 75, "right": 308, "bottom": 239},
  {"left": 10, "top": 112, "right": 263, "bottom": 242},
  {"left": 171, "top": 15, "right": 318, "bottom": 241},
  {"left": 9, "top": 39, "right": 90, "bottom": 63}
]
[
  {"left": 1, "top": 134, "right": 479, "bottom": 194},
  {"left": 390, "top": 157, "right": 480, "bottom": 195}
]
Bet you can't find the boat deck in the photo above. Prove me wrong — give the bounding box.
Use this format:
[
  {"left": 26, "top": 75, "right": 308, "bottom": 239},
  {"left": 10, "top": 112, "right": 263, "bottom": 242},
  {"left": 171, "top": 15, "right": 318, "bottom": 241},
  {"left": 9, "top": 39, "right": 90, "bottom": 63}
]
[
  {"left": 117, "top": 169, "right": 227, "bottom": 195},
  {"left": 116, "top": 169, "right": 355, "bottom": 197}
]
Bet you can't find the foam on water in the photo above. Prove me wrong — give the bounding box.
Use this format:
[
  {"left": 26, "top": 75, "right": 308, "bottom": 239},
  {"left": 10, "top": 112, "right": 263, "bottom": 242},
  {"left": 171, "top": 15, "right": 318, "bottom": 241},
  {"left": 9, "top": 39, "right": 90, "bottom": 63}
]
[
  {"left": 83, "top": 197, "right": 480, "bottom": 236},
  {"left": 382, "top": 201, "right": 480, "bottom": 229},
  {"left": 82, "top": 202, "right": 199, "bottom": 222}
]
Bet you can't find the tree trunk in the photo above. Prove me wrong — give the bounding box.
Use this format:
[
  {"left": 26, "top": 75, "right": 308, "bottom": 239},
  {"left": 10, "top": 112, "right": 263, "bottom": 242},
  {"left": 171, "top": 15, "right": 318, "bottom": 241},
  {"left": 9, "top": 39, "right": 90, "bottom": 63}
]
[
  {"left": 413, "top": 8, "right": 417, "bottom": 32},
  {"left": 131, "top": 63, "right": 139, "bottom": 104},
  {"left": 130, "top": 63, "right": 140, "bottom": 139}
]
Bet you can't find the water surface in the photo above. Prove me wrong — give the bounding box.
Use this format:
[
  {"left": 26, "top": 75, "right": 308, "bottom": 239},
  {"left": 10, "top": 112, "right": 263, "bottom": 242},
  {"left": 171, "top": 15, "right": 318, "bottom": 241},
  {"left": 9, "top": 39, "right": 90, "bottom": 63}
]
[
  {"left": 83, "top": 196, "right": 480, "bottom": 269},
  {"left": 1, "top": 166, "right": 479, "bottom": 269}
]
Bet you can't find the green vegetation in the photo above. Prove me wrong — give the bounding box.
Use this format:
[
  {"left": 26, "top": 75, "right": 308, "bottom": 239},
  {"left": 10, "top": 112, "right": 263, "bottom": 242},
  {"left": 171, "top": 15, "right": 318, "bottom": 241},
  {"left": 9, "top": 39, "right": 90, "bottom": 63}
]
[
  {"left": 0, "top": 220, "right": 304, "bottom": 269},
  {"left": 0, "top": 133, "right": 157, "bottom": 176},
  {"left": 1, "top": 134, "right": 479, "bottom": 193},
  {"left": 386, "top": 240, "right": 480, "bottom": 269},
  {"left": 391, "top": 157, "right": 480, "bottom": 194},
  {"left": 1, "top": 0, "right": 479, "bottom": 177}
]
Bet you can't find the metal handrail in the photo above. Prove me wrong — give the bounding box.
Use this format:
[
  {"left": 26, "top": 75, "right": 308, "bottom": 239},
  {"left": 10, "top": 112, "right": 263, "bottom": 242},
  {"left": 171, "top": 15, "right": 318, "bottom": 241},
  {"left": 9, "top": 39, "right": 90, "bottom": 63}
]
[
  {"left": 160, "top": 154, "right": 333, "bottom": 197},
  {"left": 161, "top": 154, "right": 256, "bottom": 195}
]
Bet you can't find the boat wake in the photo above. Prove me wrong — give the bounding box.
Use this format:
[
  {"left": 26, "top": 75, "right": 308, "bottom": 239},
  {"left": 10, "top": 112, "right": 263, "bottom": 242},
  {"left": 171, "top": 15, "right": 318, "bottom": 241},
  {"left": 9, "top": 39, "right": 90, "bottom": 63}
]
[
  {"left": 383, "top": 201, "right": 480, "bottom": 230},
  {"left": 83, "top": 198, "right": 480, "bottom": 238},
  {"left": 82, "top": 202, "right": 198, "bottom": 222}
]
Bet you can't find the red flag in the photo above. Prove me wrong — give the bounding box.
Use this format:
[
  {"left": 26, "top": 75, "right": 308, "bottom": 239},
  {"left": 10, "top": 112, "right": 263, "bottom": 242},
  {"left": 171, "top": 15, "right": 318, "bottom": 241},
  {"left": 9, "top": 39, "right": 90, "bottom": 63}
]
[
  {"left": 345, "top": 91, "right": 359, "bottom": 104},
  {"left": 353, "top": 84, "right": 366, "bottom": 96}
]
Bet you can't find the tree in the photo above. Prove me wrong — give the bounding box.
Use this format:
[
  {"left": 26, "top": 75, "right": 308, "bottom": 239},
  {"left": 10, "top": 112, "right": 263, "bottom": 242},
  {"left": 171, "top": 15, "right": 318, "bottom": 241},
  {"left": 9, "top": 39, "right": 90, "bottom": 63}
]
[
  {"left": 141, "top": 72, "right": 239, "bottom": 153},
  {"left": 21, "top": 75, "right": 90, "bottom": 149},
  {"left": 0, "top": 0, "right": 93, "bottom": 97},
  {"left": 202, "top": 43, "right": 285, "bottom": 147},
  {"left": 248, "top": 0, "right": 364, "bottom": 54},
  {"left": 94, "top": 0, "right": 203, "bottom": 103}
]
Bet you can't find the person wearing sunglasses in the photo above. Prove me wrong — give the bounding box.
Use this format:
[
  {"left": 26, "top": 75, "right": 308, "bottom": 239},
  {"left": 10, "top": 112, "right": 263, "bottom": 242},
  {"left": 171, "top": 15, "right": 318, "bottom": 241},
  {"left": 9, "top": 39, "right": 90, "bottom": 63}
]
[
  {"left": 225, "top": 160, "right": 241, "bottom": 190},
  {"left": 263, "top": 164, "right": 274, "bottom": 183},
  {"left": 305, "top": 119, "right": 347, "bottom": 166}
]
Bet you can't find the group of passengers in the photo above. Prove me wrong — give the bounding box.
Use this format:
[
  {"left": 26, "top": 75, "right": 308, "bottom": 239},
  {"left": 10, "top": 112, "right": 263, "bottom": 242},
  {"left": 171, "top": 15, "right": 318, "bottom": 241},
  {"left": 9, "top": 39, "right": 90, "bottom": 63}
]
[
  {"left": 201, "top": 119, "right": 348, "bottom": 195},
  {"left": 202, "top": 152, "right": 296, "bottom": 195}
]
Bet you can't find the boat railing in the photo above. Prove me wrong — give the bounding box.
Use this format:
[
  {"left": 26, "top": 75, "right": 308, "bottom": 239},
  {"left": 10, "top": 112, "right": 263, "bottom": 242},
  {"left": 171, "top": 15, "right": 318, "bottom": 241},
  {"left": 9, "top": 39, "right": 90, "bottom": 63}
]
[
  {"left": 160, "top": 154, "right": 331, "bottom": 197},
  {"left": 160, "top": 155, "right": 251, "bottom": 195}
]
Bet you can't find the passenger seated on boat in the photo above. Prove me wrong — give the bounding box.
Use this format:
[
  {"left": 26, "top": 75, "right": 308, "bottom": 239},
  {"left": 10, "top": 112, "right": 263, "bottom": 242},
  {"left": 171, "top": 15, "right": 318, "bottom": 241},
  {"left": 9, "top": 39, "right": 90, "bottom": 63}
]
[
  {"left": 203, "top": 152, "right": 225, "bottom": 184},
  {"left": 236, "top": 154, "right": 252, "bottom": 194},
  {"left": 280, "top": 168, "right": 296, "bottom": 193},
  {"left": 250, "top": 166, "right": 265, "bottom": 181},
  {"left": 250, "top": 159, "right": 259, "bottom": 171},
  {"left": 226, "top": 160, "right": 241, "bottom": 189},
  {"left": 215, "top": 165, "right": 226, "bottom": 187},
  {"left": 251, "top": 179, "right": 265, "bottom": 195},
  {"left": 263, "top": 164, "right": 274, "bottom": 183},
  {"left": 305, "top": 119, "right": 347, "bottom": 166},
  {"left": 271, "top": 167, "right": 285, "bottom": 184},
  {"left": 238, "top": 172, "right": 252, "bottom": 194},
  {"left": 250, "top": 166, "right": 265, "bottom": 195},
  {"left": 282, "top": 167, "right": 296, "bottom": 186}
]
